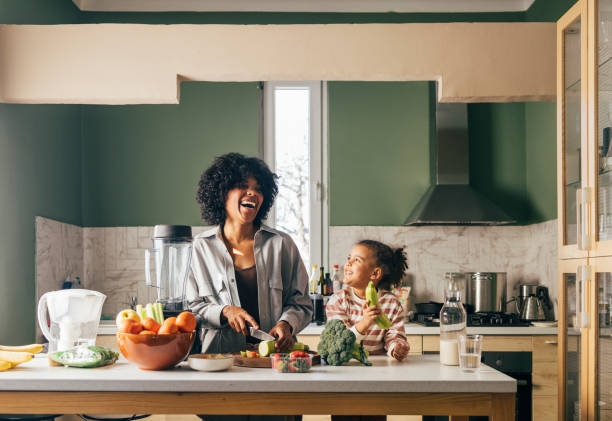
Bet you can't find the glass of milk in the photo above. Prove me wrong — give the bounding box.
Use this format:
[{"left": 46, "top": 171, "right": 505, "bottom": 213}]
[{"left": 458, "top": 334, "right": 483, "bottom": 373}]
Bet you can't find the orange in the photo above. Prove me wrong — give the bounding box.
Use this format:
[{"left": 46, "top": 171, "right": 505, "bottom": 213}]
[
  {"left": 139, "top": 330, "right": 156, "bottom": 335},
  {"left": 158, "top": 317, "right": 179, "bottom": 335},
  {"left": 142, "top": 317, "right": 161, "bottom": 333},
  {"left": 118, "top": 318, "right": 143, "bottom": 334},
  {"left": 176, "top": 311, "right": 197, "bottom": 332}
]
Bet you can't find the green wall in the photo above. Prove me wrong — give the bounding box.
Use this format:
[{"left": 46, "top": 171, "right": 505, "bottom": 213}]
[
  {"left": 82, "top": 82, "right": 260, "bottom": 227},
  {"left": 0, "top": 105, "right": 81, "bottom": 344},
  {"left": 0, "top": 0, "right": 82, "bottom": 345},
  {"left": 328, "top": 82, "right": 432, "bottom": 226}
]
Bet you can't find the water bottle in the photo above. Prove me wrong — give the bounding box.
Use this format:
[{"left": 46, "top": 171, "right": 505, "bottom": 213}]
[{"left": 439, "top": 281, "right": 466, "bottom": 366}]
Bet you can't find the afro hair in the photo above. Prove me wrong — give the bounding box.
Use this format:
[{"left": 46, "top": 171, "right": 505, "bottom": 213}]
[{"left": 196, "top": 153, "right": 278, "bottom": 226}]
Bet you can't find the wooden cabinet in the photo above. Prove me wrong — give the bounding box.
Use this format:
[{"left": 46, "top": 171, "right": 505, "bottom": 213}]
[
  {"left": 557, "top": 1, "right": 612, "bottom": 419},
  {"left": 298, "top": 333, "right": 557, "bottom": 420}
]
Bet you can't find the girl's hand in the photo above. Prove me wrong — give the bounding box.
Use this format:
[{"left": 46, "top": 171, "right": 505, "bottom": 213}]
[
  {"left": 270, "top": 321, "right": 294, "bottom": 351},
  {"left": 222, "top": 306, "right": 258, "bottom": 335},
  {"left": 355, "top": 303, "right": 381, "bottom": 334},
  {"left": 391, "top": 341, "right": 410, "bottom": 361}
]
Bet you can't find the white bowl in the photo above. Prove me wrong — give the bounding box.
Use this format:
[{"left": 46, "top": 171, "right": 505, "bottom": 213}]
[{"left": 188, "top": 354, "right": 234, "bottom": 371}]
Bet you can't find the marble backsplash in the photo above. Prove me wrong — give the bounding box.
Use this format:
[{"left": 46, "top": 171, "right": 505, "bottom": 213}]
[
  {"left": 329, "top": 220, "right": 558, "bottom": 315},
  {"left": 36, "top": 217, "right": 557, "bottom": 319}
]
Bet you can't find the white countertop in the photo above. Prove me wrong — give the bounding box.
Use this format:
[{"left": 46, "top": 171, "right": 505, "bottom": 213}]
[
  {"left": 2, "top": 354, "right": 515, "bottom": 394},
  {"left": 97, "top": 321, "right": 557, "bottom": 336},
  {"left": 299, "top": 323, "right": 557, "bottom": 336}
]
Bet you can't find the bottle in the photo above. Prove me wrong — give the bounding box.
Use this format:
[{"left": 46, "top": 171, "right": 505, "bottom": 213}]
[
  {"left": 324, "top": 272, "right": 333, "bottom": 296},
  {"left": 309, "top": 265, "right": 319, "bottom": 295},
  {"left": 332, "top": 264, "right": 343, "bottom": 292},
  {"left": 439, "top": 284, "right": 467, "bottom": 366},
  {"left": 318, "top": 267, "right": 325, "bottom": 296}
]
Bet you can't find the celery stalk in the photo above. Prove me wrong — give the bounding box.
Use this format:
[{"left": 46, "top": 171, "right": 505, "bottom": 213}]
[
  {"left": 155, "top": 302, "right": 165, "bottom": 324},
  {"left": 145, "top": 303, "right": 155, "bottom": 321},
  {"left": 135, "top": 304, "right": 145, "bottom": 321}
]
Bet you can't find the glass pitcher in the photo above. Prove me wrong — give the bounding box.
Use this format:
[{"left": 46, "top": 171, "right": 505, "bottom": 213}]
[
  {"left": 439, "top": 275, "right": 467, "bottom": 366},
  {"left": 37, "top": 289, "right": 106, "bottom": 352},
  {"left": 145, "top": 225, "right": 193, "bottom": 316}
]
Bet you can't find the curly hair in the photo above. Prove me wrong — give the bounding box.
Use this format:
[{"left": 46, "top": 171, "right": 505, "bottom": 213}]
[
  {"left": 196, "top": 153, "right": 279, "bottom": 226},
  {"left": 357, "top": 240, "right": 408, "bottom": 291}
]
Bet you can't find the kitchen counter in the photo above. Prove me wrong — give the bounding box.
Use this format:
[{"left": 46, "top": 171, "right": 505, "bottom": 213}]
[
  {"left": 300, "top": 322, "right": 557, "bottom": 336},
  {"left": 0, "top": 354, "right": 516, "bottom": 420},
  {"left": 1, "top": 354, "right": 515, "bottom": 394},
  {"left": 97, "top": 321, "right": 557, "bottom": 336}
]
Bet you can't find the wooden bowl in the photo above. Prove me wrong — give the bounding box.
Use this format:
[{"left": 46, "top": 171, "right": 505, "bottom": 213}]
[{"left": 116, "top": 331, "right": 195, "bottom": 370}]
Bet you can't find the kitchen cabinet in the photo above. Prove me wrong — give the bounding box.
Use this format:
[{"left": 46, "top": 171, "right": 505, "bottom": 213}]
[
  {"left": 298, "top": 333, "right": 557, "bottom": 421},
  {"left": 557, "top": 0, "right": 612, "bottom": 419}
]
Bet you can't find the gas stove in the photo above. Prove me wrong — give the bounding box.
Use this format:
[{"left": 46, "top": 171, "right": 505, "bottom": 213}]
[{"left": 412, "top": 312, "right": 530, "bottom": 327}]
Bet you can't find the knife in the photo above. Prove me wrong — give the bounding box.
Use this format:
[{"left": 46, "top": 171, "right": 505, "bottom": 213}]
[{"left": 249, "top": 326, "right": 275, "bottom": 341}]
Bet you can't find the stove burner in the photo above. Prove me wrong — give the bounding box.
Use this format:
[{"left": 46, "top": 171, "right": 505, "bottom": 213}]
[{"left": 412, "top": 312, "right": 530, "bottom": 327}]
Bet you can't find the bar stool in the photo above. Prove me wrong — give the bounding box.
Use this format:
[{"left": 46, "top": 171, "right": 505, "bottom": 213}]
[{"left": 78, "top": 415, "right": 150, "bottom": 421}]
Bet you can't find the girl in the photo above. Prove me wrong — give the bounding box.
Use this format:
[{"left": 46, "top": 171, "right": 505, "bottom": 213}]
[{"left": 326, "top": 239, "right": 410, "bottom": 362}]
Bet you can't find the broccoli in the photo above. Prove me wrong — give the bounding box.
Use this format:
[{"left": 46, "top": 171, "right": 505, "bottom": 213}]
[{"left": 317, "top": 319, "right": 372, "bottom": 366}]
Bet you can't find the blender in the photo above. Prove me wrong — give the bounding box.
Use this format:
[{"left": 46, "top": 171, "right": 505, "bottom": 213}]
[{"left": 145, "top": 225, "right": 193, "bottom": 317}]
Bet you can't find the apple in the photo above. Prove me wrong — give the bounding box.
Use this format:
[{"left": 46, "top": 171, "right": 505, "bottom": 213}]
[{"left": 116, "top": 309, "right": 141, "bottom": 327}]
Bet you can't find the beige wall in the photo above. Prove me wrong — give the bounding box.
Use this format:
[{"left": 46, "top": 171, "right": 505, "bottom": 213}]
[{"left": 0, "top": 22, "right": 555, "bottom": 104}]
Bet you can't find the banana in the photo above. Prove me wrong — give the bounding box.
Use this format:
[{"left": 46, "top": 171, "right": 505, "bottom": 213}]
[
  {"left": 0, "top": 351, "right": 34, "bottom": 367},
  {"left": 0, "top": 344, "right": 43, "bottom": 354},
  {"left": 0, "top": 360, "right": 12, "bottom": 371}
]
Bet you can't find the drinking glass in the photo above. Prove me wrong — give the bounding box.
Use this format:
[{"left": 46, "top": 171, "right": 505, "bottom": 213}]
[{"left": 458, "top": 334, "right": 482, "bottom": 373}]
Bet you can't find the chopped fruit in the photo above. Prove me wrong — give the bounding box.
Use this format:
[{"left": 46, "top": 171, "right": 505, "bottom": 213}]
[
  {"left": 0, "top": 360, "right": 11, "bottom": 371},
  {"left": 246, "top": 350, "right": 259, "bottom": 358}
]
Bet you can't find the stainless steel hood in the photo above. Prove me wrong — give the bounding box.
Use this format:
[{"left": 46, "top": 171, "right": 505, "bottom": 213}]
[{"left": 404, "top": 102, "right": 515, "bottom": 226}]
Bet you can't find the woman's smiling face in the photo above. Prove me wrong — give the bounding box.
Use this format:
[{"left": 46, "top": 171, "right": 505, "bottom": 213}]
[
  {"left": 343, "top": 244, "right": 378, "bottom": 290},
  {"left": 225, "top": 176, "right": 264, "bottom": 225}
]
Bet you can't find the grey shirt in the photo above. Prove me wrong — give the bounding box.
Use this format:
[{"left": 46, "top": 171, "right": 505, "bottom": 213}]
[{"left": 186, "top": 224, "right": 313, "bottom": 353}]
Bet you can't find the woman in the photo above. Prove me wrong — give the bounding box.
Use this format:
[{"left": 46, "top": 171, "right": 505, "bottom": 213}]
[{"left": 187, "top": 152, "right": 313, "bottom": 356}]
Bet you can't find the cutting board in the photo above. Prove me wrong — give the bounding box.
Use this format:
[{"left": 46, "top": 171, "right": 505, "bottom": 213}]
[{"left": 233, "top": 351, "right": 321, "bottom": 368}]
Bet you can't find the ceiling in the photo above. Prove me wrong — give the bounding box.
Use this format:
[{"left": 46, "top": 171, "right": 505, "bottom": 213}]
[{"left": 72, "top": 0, "right": 536, "bottom": 13}]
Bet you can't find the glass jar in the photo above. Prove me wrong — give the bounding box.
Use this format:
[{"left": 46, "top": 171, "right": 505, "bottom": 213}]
[{"left": 440, "top": 288, "right": 467, "bottom": 366}]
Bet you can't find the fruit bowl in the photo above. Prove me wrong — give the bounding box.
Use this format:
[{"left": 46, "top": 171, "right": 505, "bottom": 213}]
[{"left": 116, "top": 331, "right": 195, "bottom": 370}]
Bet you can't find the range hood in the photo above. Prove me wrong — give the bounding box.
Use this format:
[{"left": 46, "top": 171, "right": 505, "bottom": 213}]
[{"left": 404, "top": 102, "right": 515, "bottom": 226}]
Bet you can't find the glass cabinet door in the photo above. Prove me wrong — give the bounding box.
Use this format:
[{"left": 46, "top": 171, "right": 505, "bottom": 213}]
[
  {"left": 559, "top": 258, "right": 589, "bottom": 421},
  {"left": 560, "top": 0, "right": 589, "bottom": 259},
  {"left": 590, "top": 258, "right": 612, "bottom": 421},
  {"left": 592, "top": 0, "right": 612, "bottom": 256}
]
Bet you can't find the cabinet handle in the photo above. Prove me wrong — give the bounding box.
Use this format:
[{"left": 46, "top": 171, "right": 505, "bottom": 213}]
[
  {"left": 577, "top": 188, "right": 593, "bottom": 250},
  {"left": 544, "top": 341, "right": 558, "bottom": 345},
  {"left": 576, "top": 265, "right": 591, "bottom": 329}
]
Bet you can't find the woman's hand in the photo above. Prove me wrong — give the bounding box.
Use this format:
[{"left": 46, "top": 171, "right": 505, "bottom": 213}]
[
  {"left": 269, "top": 321, "right": 294, "bottom": 351},
  {"left": 391, "top": 341, "right": 410, "bottom": 361},
  {"left": 222, "top": 306, "right": 258, "bottom": 335},
  {"left": 355, "top": 303, "right": 381, "bottom": 334}
]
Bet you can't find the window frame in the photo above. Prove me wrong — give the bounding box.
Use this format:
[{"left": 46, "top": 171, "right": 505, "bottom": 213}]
[{"left": 263, "top": 81, "right": 328, "bottom": 268}]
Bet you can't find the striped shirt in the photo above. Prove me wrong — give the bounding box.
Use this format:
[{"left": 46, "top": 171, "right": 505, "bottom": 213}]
[{"left": 325, "top": 287, "right": 408, "bottom": 356}]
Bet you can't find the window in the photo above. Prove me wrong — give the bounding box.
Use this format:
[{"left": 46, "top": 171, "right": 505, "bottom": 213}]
[{"left": 263, "top": 81, "right": 327, "bottom": 270}]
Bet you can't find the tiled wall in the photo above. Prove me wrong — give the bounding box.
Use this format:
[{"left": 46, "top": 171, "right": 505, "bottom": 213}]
[{"left": 36, "top": 217, "right": 557, "bottom": 319}]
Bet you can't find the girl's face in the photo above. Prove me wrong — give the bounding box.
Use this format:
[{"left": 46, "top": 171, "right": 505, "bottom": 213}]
[
  {"left": 225, "top": 176, "right": 264, "bottom": 226},
  {"left": 343, "top": 244, "right": 381, "bottom": 290}
]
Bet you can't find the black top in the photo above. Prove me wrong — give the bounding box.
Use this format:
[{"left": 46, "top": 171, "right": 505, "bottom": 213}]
[{"left": 235, "top": 265, "right": 260, "bottom": 344}]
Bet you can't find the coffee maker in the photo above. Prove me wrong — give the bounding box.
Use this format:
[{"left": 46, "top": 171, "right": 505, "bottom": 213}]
[{"left": 145, "top": 225, "right": 193, "bottom": 317}]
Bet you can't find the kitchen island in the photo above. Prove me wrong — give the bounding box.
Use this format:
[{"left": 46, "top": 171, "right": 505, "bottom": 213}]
[{"left": 0, "top": 354, "right": 515, "bottom": 420}]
